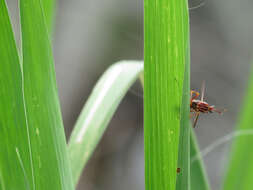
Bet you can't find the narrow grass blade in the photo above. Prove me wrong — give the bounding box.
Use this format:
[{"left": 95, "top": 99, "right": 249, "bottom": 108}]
[
  {"left": 223, "top": 65, "right": 253, "bottom": 190},
  {"left": 190, "top": 128, "right": 211, "bottom": 190},
  {"left": 68, "top": 61, "right": 143, "bottom": 185},
  {"left": 144, "top": 0, "right": 189, "bottom": 189},
  {"left": 176, "top": 45, "right": 191, "bottom": 189},
  {"left": 20, "top": 0, "right": 74, "bottom": 189},
  {"left": 0, "top": 1, "right": 33, "bottom": 189},
  {"left": 41, "top": 0, "right": 55, "bottom": 35}
]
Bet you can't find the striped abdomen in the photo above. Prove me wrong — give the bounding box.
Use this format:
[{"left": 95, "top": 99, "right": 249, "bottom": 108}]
[{"left": 191, "top": 100, "right": 211, "bottom": 113}]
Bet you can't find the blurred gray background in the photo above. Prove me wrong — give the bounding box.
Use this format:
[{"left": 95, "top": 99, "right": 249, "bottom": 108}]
[{"left": 7, "top": 0, "right": 253, "bottom": 189}]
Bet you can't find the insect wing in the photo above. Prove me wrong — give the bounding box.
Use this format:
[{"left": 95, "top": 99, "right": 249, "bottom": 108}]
[{"left": 201, "top": 80, "right": 206, "bottom": 101}]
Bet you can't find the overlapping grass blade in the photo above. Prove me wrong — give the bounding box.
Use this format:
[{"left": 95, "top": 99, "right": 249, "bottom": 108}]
[
  {"left": 144, "top": 0, "right": 189, "bottom": 189},
  {"left": 20, "top": 0, "right": 74, "bottom": 189},
  {"left": 41, "top": 0, "right": 55, "bottom": 35},
  {"left": 190, "top": 128, "right": 211, "bottom": 190},
  {"left": 223, "top": 64, "right": 253, "bottom": 190},
  {"left": 0, "top": 1, "right": 32, "bottom": 189},
  {"left": 176, "top": 48, "right": 190, "bottom": 189},
  {"left": 68, "top": 61, "right": 143, "bottom": 185}
]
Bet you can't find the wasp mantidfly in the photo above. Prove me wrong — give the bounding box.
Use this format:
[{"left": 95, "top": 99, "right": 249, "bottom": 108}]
[{"left": 190, "top": 81, "right": 226, "bottom": 128}]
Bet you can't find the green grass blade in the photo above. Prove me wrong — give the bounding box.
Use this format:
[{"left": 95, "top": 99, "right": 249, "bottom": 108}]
[
  {"left": 190, "top": 128, "right": 211, "bottom": 190},
  {"left": 0, "top": 1, "right": 33, "bottom": 189},
  {"left": 68, "top": 61, "right": 143, "bottom": 185},
  {"left": 223, "top": 65, "right": 253, "bottom": 190},
  {"left": 176, "top": 47, "right": 190, "bottom": 189},
  {"left": 144, "top": 0, "right": 189, "bottom": 189},
  {"left": 20, "top": 0, "right": 74, "bottom": 189},
  {"left": 41, "top": 0, "right": 55, "bottom": 35}
]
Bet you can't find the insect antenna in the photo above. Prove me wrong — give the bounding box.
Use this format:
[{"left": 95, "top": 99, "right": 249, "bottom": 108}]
[{"left": 213, "top": 108, "right": 227, "bottom": 114}]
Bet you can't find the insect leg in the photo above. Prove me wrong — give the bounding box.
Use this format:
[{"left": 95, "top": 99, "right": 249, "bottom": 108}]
[
  {"left": 190, "top": 111, "right": 195, "bottom": 118},
  {"left": 193, "top": 112, "right": 200, "bottom": 128}
]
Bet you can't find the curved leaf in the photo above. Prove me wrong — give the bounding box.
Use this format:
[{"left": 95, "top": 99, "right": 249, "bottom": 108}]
[
  {"left": 223, "top": 64, "right": 253, "bottom": 190},
  {"left": 68, "top": 61, "right": 143, "bottom": 185}
]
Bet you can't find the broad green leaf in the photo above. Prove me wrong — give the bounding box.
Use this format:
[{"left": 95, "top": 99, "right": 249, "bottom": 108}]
[
  {"left": 144, "top": 0, "right": 189, "bottom": 189},
  {"left": 68, "top": 61, "right": 143, "bottom": 185},
  {"left": 223, "top": 64, "right": 253, "bottom": 190},
  {"left": 0, "top": 1, "right": 32, "bottom": 189},
  {"left": 20, "top": 0, "right": 74, "bottom": 189},
  {"left": 190, "top": 128, "right": 211, "bottom": 190}
]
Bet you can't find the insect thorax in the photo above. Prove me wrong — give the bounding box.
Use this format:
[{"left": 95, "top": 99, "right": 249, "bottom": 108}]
[{"left": 191, "top": 100, "right": 209, "bottom": 113}]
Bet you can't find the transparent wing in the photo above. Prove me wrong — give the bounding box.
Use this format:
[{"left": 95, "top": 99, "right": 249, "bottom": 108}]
[{"left": 201, "top": 80, "right": 206, "bottom": 101}]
